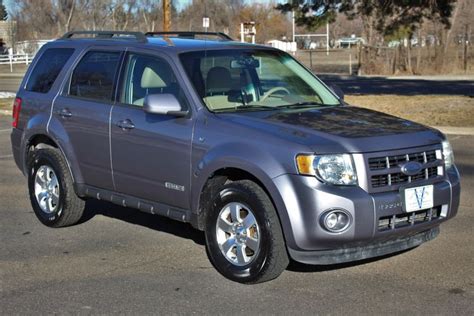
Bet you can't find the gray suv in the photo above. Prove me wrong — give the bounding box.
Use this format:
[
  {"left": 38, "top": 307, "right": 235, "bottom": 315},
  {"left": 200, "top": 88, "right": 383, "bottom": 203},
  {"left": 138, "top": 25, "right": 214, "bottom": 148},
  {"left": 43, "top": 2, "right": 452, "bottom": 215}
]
[{"left": 10, "top": 31, "right": 461, "bottom": 284}]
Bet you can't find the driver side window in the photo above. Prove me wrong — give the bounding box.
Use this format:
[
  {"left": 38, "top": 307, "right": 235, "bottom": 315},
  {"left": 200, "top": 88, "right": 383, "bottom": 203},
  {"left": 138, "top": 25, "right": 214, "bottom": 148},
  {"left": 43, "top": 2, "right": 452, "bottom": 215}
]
[{"left": 120, "top": 53, "right": 186, "bottom": 107}]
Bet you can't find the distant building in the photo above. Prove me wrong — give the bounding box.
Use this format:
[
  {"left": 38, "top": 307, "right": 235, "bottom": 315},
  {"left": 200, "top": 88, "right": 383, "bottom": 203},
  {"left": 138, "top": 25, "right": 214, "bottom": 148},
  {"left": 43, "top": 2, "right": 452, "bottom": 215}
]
[
  {"left": 0, "top": 21, "right": 17, "bottom": 50},
  {"left": 335, "top": 36, "right": 365, "bottom": 48},
  {"left": 267, "top": 40, "right": 297, "bottom": 52}
]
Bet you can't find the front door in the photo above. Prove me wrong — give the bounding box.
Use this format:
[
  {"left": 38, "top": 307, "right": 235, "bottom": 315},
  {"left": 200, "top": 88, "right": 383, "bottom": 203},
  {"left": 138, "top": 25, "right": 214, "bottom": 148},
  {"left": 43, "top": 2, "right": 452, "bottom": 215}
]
[{"left": 110, "top": 52, "right": 193, "bottom": 209}]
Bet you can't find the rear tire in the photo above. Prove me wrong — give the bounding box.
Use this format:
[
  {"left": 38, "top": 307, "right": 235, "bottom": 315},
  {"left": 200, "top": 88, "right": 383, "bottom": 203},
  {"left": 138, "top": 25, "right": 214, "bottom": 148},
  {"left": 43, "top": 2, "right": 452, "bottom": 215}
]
[
  {"left": 28, "top": 147, "right": 85, "bottom": 227},
  {"left": 205, "top": 180, "right": 289, "bottom": 284}
]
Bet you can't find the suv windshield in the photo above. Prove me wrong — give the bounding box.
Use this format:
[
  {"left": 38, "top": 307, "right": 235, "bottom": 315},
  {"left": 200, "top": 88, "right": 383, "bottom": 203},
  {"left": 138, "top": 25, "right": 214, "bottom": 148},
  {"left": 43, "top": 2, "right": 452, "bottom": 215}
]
[{"left": 180, "top": 49, "right": 340, "bottom": 112}]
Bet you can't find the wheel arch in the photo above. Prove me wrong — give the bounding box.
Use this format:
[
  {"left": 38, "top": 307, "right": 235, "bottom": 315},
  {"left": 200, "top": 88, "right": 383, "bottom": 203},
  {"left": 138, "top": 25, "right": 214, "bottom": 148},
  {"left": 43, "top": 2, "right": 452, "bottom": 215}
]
[
  {"left": 23, "top": 133, "right": 82, "bottom": 188},
  {"left": 193, "top": 164, "right": 296, "bottom": 248}
]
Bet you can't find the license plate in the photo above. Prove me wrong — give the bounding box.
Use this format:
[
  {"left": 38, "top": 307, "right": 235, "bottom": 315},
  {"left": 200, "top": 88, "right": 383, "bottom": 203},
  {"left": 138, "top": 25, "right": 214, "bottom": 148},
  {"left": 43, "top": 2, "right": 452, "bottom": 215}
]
[{"left": 404, "top": 185, "right": 434, "bottom": 212}]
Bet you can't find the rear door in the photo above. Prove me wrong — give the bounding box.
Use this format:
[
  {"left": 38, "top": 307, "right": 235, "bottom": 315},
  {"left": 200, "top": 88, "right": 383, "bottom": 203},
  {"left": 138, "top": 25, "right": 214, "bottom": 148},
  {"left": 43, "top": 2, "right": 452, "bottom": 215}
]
[
  {"left": 53, "top": 48, "right": 123, "bottom": 190},
  {"left": 110, "top": 51, "right": 193, "bottom": 209}
]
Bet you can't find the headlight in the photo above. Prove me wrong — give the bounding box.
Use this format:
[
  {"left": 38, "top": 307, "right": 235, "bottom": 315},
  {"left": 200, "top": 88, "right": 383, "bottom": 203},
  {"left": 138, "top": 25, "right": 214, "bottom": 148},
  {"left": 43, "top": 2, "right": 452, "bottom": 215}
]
[
  {"left": 296, "top": 154, "right": 358, "bottom": 185},
  {"left": 442, "top": 140, "right": 454, "bottom": 169}
]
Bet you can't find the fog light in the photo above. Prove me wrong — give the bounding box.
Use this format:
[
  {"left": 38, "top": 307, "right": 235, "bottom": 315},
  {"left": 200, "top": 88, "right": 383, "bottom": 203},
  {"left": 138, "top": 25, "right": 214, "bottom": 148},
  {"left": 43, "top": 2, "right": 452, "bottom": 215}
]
[{"left": 321, "top": 209, "right": 351, "bottom": 233}]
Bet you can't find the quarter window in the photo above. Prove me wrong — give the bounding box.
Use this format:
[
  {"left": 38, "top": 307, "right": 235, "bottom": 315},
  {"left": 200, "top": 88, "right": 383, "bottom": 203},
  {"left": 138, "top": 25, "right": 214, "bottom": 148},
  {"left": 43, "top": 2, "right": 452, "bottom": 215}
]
[
  {"left": 26, "top": 48, "right": 74, "bottom": 93},
  {"left": 69, "top": 51, "right": 121, "bottom": 101}
]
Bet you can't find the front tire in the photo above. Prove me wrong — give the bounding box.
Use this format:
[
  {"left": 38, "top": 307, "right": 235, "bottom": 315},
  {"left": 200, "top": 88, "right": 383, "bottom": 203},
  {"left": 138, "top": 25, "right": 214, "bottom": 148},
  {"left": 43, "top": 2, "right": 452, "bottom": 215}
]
[
  {"left": 205, "top": 180, "right": 289, "bottom": 284},
  {"left": 28, "top": 147, "right": 85, "bottom": 227}
]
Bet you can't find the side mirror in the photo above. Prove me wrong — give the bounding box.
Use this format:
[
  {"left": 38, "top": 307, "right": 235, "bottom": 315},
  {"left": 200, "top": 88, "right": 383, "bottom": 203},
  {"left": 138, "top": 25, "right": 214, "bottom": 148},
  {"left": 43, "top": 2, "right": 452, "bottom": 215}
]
[
  {"left": 143, "top": 94, "right": 188, "bottom": 117},
  {"left": 329, "top": 84, "right": 344, "bottom": 100}
]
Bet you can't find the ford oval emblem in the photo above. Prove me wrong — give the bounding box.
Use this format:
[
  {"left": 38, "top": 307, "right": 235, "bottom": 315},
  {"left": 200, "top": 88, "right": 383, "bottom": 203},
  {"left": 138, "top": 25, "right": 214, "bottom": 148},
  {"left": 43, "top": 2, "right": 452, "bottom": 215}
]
[{"left": 400, "top": 161, "right": 423, "bottom": 176}]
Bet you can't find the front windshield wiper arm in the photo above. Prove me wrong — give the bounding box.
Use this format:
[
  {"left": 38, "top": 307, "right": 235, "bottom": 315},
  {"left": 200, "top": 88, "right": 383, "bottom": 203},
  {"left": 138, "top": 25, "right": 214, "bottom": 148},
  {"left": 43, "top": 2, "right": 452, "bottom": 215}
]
[
  {"left": 275, "top": 102, "right": 327, "bottom": 109},
  {"left": 213, "top": 105, "right": 277, "bottom": 112}
]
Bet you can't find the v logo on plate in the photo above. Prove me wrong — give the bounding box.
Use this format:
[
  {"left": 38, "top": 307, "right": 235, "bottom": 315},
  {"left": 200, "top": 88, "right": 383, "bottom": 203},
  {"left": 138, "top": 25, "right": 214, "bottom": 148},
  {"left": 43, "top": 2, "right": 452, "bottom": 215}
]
[{"left": 414, "top": 187, "right": 426, "bottom": 209}]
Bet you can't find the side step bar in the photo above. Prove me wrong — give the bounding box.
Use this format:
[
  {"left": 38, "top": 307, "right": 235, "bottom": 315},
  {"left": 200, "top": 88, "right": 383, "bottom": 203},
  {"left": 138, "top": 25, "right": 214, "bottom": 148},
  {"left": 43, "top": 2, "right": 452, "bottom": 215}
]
[{"left": 75, "top": 184, "right": 198, "bottom": 227}]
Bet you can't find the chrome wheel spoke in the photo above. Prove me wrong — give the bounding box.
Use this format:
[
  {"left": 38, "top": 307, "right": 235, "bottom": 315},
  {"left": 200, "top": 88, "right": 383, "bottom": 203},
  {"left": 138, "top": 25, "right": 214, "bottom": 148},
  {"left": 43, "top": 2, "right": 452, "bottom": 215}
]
[
  {"left": 45, "top": 198, "right": 53, "bottom": 213},
  {"left": 229, "top": 203, "right": 242, "bottom": 223},
  {"left": 242, "top": 212, "right": 256, "bottom": 229},
  {"left": 221, "top": 237, "right": 236, "bottom": 255},
  {"left": 36, "top": 172, "right": 47, "bottom": 188},
  {"left": 217, "top": 217, "right": 233, "bottom": 233},
  {"left": 245, "top": 236, "right": 258, "bottom": 252},
  {"left": 236, "top": 244, "right": 248, "bottom": 264},
  {"left": 38, "top": 191, "right": 48, "bottom": 202}
]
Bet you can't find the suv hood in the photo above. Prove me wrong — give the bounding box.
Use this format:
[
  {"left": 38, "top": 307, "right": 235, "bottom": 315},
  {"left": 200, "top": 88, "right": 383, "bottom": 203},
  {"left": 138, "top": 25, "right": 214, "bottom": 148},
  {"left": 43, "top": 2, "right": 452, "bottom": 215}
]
[{"left": 217, "top": 106, "right": 444, "bottom": 153}]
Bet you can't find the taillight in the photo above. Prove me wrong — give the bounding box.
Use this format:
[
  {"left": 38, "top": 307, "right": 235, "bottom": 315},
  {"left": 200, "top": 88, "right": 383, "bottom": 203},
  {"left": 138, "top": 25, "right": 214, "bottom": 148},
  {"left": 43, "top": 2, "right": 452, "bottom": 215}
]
[{"left": 12, "top": 97, "right": 22, "bottom": 128}]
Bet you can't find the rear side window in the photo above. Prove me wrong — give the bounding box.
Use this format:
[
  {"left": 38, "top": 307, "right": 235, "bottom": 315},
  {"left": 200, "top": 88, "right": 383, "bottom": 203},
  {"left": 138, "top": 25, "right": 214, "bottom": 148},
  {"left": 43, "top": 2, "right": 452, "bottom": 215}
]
[
  {"left": 26, "top": 48, "right": 74, "bottom": 93},
  {"left": 69, "top": 51, "right": 121, "bottom": 102}
]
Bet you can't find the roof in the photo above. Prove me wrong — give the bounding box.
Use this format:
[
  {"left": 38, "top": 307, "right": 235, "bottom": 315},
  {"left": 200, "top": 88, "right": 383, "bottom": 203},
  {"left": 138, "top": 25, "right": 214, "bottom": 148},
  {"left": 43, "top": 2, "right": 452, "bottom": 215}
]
[{"left": 50, "top": 31, "right": 274, "bottom": 54}]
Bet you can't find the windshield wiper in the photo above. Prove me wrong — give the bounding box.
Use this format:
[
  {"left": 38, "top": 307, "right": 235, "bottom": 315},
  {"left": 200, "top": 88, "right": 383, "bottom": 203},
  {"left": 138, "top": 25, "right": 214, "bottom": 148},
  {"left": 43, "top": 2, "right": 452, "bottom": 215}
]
[
  {"left": 275, "top": 102, "right": 326, "bottom": 109},
  {"left": 213, "top": 105, "right": 277, "bottom": 112}
]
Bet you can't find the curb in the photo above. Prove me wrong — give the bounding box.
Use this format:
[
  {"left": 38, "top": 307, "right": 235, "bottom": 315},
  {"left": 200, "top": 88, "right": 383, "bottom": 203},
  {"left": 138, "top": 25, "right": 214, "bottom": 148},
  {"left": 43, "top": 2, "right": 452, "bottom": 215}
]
[
  {"left": 433, "top": 126, "right": 474, "bottom": 136},
  {"left": 0, "top": 73, "right": 25, "bottom": 78}
]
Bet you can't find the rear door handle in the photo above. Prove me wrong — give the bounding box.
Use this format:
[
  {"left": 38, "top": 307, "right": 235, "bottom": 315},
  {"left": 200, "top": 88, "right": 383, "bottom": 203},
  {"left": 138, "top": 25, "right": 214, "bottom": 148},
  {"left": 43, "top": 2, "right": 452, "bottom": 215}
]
[
  {"left": 57, "top": 108, "right": 72, "bottom": 118},
  {"left": 116, "top": 119, "right": 135, "bottom": 130}
]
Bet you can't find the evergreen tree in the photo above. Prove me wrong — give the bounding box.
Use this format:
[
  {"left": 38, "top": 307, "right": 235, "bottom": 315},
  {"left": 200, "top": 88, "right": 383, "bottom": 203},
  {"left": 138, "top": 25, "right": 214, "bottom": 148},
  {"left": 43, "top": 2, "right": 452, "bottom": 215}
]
[
  {"left": 0, "top": 0, "right": 7, "bottom": 21},
  {"left": 277, "top": 0, "right": 457, "bottom": 40}
]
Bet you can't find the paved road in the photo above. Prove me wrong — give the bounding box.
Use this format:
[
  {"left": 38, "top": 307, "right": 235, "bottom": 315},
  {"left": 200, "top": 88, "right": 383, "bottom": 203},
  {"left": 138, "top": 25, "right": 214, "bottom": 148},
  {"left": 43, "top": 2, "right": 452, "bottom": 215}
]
[
  {"left": 1, "top": 72, "right": 473, "bottom": 96},
  {"left": 319, "top": 74, "right": 474, "bottom": 96},
  {"left": 0, "top": 74, "right": 22, "bottom": 93},
  {"left": 0, "top": 116, "right": 473, "bottom": 314}
]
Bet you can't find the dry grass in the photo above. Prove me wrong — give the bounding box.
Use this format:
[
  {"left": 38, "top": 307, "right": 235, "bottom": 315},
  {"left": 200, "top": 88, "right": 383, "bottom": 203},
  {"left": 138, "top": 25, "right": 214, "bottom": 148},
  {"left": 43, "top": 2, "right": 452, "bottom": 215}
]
[
  {"left": 346, "top": 95, "right": 474, "bottom": 127},
  {"left": 0, "top": 98, "right": 13, "bottom": 111},
  {"left": 1, "top": 95, "right": 472, "bottom": 127}
]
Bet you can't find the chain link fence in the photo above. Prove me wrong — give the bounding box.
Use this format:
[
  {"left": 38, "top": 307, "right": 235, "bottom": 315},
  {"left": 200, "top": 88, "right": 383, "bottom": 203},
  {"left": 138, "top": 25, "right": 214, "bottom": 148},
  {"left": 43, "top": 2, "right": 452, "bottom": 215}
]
[{"left": 295, "top": 44, "right": 473, "bottom": 75}]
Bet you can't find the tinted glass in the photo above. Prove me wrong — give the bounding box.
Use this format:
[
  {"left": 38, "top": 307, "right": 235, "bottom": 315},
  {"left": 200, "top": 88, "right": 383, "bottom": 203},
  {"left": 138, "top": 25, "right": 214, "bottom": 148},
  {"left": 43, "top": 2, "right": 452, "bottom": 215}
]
[
  {"left": 120, "top": 53, "right": 187, "bottom": 107},
  {"left": 26, "top": 48, "right": 74, "bottom": 93},
  {"left": 69, "top": 51, "right": 121, "bottom": 101}
]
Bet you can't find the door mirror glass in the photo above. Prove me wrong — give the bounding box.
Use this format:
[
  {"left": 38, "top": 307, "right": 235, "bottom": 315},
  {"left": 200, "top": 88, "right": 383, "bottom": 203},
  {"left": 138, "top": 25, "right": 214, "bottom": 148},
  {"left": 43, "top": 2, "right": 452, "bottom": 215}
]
[{"left": 143, "top": 93, "right": 188, "bottom": 117}]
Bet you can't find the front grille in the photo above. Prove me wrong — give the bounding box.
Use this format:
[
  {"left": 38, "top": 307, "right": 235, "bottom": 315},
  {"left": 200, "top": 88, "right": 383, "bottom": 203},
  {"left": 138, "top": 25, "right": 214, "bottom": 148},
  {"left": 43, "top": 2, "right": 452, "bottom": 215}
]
[
  {"left": 378, "top": 207, "right": 441, "bottom": 231},
  {"left": 367, "top": 148, "right": 443, "bottom": 191},
  {"left": 371, "top": 166, "right": 438, "bottom": 188},
  {"left": 369, "top": 150, "right": 437, "bottom": 170}
]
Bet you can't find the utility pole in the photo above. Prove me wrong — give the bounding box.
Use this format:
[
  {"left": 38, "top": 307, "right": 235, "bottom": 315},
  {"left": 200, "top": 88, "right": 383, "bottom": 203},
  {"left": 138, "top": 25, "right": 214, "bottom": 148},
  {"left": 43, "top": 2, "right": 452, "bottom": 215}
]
[
  {"left": 163, "top": 0, "right": 171, "bottom": 32},
  {"left": 464, "top": 24, "right": 469, "bottom": 73},
  {"left": 292, "top": 11, "right": 295, "bottom": 43}
]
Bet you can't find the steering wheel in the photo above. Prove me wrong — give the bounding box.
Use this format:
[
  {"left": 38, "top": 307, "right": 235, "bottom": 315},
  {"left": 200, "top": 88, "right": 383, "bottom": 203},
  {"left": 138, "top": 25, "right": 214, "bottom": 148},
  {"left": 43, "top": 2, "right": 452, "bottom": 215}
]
[{"left": 260, "top": 87, "right": 290, "bottom": 102}]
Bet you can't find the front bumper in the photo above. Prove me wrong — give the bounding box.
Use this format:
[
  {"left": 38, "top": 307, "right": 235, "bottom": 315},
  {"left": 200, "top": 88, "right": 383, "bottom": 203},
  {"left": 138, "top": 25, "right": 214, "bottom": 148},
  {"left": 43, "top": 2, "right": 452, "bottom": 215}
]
[
  {"left": 272, "top": 166, "right": 460, "bottom": 263},
  {"left": 289, "top": 226, "right": 439, "bottom": 265}
]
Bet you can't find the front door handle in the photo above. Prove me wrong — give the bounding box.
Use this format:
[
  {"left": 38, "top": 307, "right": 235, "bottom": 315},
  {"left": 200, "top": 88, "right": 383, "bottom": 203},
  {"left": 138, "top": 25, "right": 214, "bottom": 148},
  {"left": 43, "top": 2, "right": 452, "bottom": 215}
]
[
  {"left": 57, "top": 108, "right": 72, "bottom": 118},
  {"left": 116, "top": 119, "right": 135, "bottom": 130}
]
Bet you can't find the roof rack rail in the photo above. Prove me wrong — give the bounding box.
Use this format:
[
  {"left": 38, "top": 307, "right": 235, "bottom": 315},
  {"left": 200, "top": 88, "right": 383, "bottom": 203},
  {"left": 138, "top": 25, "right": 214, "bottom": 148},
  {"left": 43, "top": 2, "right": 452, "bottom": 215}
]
[
  {"left": 145, "top": 31, "right": 233, "bottom": 41},
  {"left": 60, "top": 31, "right": 147, "bottom": 42}
]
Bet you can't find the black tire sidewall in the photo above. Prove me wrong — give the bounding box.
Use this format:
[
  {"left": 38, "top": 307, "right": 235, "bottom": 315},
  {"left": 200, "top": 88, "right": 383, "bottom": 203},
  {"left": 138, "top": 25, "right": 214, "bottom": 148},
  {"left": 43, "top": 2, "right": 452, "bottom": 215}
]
[
  {"left": 28, "top": 149, "right": 67, "bottom": 226},
  {"left": 205, "top": 184, "right": 274, "bottom": 283}
]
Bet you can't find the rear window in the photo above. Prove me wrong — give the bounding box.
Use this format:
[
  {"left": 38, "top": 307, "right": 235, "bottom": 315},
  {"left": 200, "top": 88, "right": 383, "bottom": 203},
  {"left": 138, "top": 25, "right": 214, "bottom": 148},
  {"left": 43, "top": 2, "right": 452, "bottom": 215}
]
[
  {"left": 69, "top": 51, "right": 121, "bottom": 102},
  {"left": 26, "top": 48, "right": 74, "bottom": 93}
]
